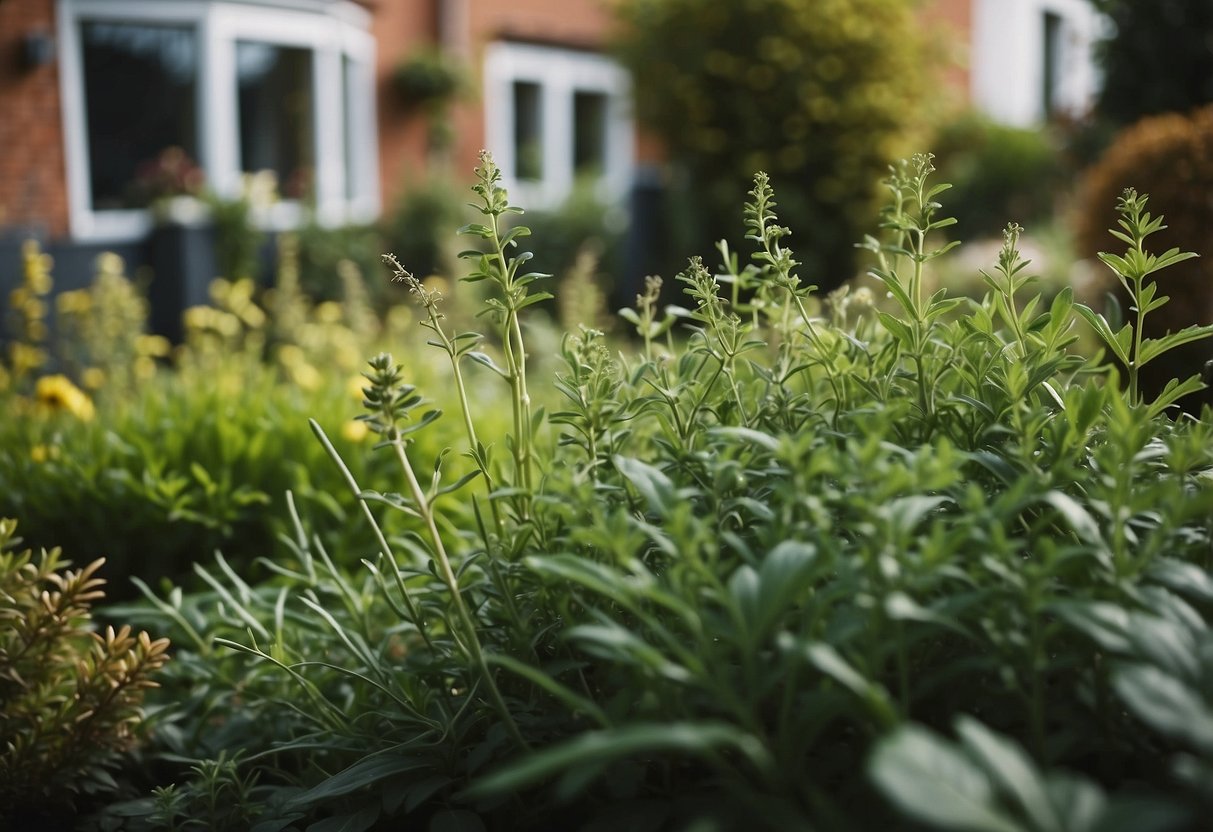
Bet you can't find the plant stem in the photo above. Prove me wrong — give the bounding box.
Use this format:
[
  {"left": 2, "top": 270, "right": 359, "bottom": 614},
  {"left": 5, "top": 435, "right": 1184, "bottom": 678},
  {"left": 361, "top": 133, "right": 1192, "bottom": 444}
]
[{"left": 390, "top": 433, "right": 528, "bottom": 750}]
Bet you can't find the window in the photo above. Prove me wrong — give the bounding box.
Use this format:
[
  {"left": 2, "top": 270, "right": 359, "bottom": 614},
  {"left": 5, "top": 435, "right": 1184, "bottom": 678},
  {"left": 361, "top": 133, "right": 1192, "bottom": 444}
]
[
  {"left": 59, "top": 0, "right": 379, "bottom": 241},
  {"left": 513, "top": 81, "right": 544, "bottom": 182},
  {"left": 80, "top": 22, "right": 198, "bottom": 210},
  {"left": 573, "top": 90, "right": 608, "bottom": 175},
  {"left": 1042, "top": 11, "right": 1063, "bottom": 119},
  {"left": 484, "top": 42, "right": 634, "bottom": 209},
  {"left": 237, "top": 42, "right": 314, "bottom": 194}
]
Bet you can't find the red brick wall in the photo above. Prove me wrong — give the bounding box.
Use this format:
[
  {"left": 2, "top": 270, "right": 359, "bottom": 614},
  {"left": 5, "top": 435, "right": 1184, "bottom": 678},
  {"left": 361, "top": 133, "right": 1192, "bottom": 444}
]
[
  {"left": 370, "top": 0, "right": 622, "bottom": 207},
  {"left": 366, "top": 0, "right": 441, "bottom": 212},
  {"left": 922, "top": 0, "right": 974, "bottom": 107},
  {"left": 0, "top": 0, "right": 69, "bottom": 237}
]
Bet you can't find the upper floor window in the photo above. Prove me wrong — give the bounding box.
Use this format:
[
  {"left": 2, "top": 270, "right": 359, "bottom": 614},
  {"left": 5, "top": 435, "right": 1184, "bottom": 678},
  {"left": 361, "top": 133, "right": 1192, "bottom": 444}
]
[
  {"left": 59, "top": 0, "right": 379, "bottom": 241},
  {"left": 483, "top": 42, "right": 634, "bottom": 210}
]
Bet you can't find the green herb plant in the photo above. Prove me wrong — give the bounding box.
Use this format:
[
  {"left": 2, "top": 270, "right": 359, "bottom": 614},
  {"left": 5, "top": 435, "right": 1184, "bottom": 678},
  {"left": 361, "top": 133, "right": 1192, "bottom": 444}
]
[{"left": 117, "top": 154, "right": 1213, "bottom": 831}]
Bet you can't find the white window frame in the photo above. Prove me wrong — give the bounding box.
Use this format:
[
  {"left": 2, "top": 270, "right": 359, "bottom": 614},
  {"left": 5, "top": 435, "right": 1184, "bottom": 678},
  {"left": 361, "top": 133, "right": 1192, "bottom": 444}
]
[
  {"left": 483, "top": 41, "right": 634, "bottom": 211},
  {"left": 57, "top": 0, "right": 379, "bottom": 242}
]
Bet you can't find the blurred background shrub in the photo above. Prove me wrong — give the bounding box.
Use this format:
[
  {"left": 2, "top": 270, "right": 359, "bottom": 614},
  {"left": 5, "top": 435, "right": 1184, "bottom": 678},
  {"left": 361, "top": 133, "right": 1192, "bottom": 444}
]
[
  {"left": 930, "top": 112, "right": 1065, "bottom": 240},
  {"left": 615, "top": 0, "right": 931, "bottom": 290}
]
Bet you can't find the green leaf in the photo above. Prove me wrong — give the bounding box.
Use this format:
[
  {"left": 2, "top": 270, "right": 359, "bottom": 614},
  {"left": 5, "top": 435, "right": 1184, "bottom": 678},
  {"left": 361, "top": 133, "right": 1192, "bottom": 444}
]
[
  {"left": 1074, "top": 304, "right": 1131, "bottom": 365},
  {"left": 1041, "top": 491, "right": 1102, "bottom": 545},
  {"left": 1113, "top": 664, "right": 1213, "bottom": 754},
  {"left": 955, "top": 717, "right": 1060, "bottom": 832},
  {"left": 467, "top": 351, "right": 509, "bottom": 378},
  {"left": 1146, "top": 375, "right": 1206, "bottom": 418},
  {"left": 1147, "top": 558, "right": 1213, "bottom": 603},
  {"left": 613, "top": 455, "right": 676, "bottom": 515},
  {"left": 869, "top": 725, "right": 1022, "bottom": 832},
  {"left": 486, "top": 653, "right": 610, "bottom": 727},
  {"left": 288, "top": 754, "right": 429, "bottom": 809},
  {"left": 800, "top": 641, "right": 896, "bottom": 727},
  {"left": 465, "top": 723, "right": 764, "bottom": 799},
  {"left": 1136, "top": 324, "right": 1213, "bottom": 368}
]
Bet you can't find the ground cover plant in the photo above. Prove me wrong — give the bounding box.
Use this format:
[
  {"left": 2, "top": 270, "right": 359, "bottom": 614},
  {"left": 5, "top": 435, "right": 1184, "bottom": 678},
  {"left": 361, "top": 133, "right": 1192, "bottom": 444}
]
[{"left": 90, "top": 152, "right": 1213, "bottom": 831}]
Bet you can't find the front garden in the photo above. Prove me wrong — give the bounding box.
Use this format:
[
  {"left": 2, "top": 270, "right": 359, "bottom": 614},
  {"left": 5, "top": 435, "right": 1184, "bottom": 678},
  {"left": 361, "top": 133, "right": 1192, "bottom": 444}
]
[{"left": 2, "top": 150, "right": 1212, "bottom": 831}]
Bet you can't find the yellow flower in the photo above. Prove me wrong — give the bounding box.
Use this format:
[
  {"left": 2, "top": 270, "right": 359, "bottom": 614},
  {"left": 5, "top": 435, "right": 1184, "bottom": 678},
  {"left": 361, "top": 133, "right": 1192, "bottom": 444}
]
[
  {"left": 315, "top": 301, "right": 344, "bottom": 324},
  {"left": 30, "top": 443, "right": 61, "bottom": 463},
  {"left": 56, "top": 289, "right": 93, "bottom": 315},
  {"left": 347, "top": 374, "right": 368, "bottom": 402},
  {"left": 136, "top": 334, "right": 172, "bottom": 358},
  {"left": 341, "top": 420, "right": 369, "bottom": 442},
  {"left": 34, "top": 374, "right": 96, "bottom": 421},
  {"left": 81, "top": 367, "right": 106, "bottom": 390}
]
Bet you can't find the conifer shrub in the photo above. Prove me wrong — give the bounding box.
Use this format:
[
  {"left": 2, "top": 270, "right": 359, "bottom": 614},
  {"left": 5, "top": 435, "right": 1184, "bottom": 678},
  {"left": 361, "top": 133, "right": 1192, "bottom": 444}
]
[
  {"left": 1074, "top": 105, "right": 1213, "bottom": 408},
  {"left": 0, "top": 519, "right": 169, "bottom": 824}
]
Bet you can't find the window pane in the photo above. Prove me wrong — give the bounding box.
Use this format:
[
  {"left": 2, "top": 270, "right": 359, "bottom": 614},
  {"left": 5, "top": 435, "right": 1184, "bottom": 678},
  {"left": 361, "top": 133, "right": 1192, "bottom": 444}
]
[
  {"left": 1042, "top": 12, "right": 1062, "bottom": 117},
  {"left": 343, "top": 55, "right": 356, "bottom": 201},
  {"left": 513, "top": 81, "right": 543, "bottom": 181},
  {"left": 81, "top": 22, "right": 197, "bottom": 210},
  {"left": 573, "top": 90, "right": 608, "bottom": 175},
  {"left": 237, "top": 42, "right": 314, "bottom": 198}
]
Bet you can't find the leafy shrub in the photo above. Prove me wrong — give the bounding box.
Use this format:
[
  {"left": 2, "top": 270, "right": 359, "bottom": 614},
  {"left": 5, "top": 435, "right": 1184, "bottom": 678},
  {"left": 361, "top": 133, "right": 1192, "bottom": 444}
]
[
  {"left": 614, "top": 0, "right": 929, "bottom": 287},
  {"left": 106, "top": 154, "right": 1213, "bottom": 830},
  {"left": 0, "top": 250, "right": 493, "bottom": 595},
  {"left": 0, "top": 518, "right": 169, "bottom": 824},
  {"left": 1073, "top": 104, "right": 1213, "bottom": 408},
  {"left": 379, "top": 175, "right": 468, "bottom": 282},
  {"left": 932, "top": 111, "right": 1065, "bottom": 239}
]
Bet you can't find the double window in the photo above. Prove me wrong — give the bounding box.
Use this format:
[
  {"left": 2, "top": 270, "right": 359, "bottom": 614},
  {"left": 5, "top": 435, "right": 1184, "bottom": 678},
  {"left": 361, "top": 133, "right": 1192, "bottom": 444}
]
[
  {"left": 483, "top": 42, "right": 633, "bottom": 210},
  {"left": 59, "top": 0, "right": 378, "bottom": 241}
]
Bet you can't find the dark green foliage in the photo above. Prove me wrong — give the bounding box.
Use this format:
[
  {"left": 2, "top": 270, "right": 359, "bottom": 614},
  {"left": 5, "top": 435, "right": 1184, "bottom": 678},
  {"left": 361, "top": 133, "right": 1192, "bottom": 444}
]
[
  {"left": 105, "top": 156, "right": 1213, "bottom": 830},
  {"left": 614, "top": 0, "right": 929, "bottom": 288},
  {"left": 1093, "top": 0, "right": 1213, "bottom": 126},
  {"left": 932, "top": 112, "right": 1064, "bottom": 239}
]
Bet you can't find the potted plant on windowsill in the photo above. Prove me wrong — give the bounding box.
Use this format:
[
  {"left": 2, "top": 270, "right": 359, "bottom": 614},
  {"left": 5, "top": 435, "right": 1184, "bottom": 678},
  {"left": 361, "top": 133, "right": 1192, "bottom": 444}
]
[
  {"left": 131, "top": 147, "right": 209, "bottom": 227},
  {"left": 391, "top": 48, "right": 470, "bottom": 154}
]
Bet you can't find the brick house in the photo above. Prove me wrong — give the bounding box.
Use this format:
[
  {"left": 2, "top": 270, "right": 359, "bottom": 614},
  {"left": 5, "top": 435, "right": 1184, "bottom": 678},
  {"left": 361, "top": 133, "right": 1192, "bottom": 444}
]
[{"left": 0, "top": 0, "right": 1103, "bottom": 322}]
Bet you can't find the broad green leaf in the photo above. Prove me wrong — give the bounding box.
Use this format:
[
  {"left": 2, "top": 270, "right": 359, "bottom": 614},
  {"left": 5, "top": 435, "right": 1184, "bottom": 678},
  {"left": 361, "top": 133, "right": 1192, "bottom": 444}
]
[
  {"left": 1041, "top": 491, "right": 1102, "bottom": 545},
  {"left": 1147, "top": 558, "right": 1213, "bottom": 603},
  {"left": 1113, "top": 664, "right": 1213, "bottom": 754},
  {"left": 1043, "top": 774, "right": 1107, "bottom": 832},
  {"left": 869, "top": 725, "right": 1021, "bottom": 832},
  {"left": 613, "top": 455, "right": 676, "bottom": 515},
  {"left": 955, "top": 717, "right": 1059, "bottom": 832},
  {"left": 1053, "top": 602, "right": 1131, "bottom": 653}
]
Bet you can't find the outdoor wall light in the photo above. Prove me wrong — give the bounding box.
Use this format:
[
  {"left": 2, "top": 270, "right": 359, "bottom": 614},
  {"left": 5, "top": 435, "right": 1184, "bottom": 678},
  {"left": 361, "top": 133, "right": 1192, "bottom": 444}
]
[{"left": 22, "top": 30, "right": 56, "bottom": 70}]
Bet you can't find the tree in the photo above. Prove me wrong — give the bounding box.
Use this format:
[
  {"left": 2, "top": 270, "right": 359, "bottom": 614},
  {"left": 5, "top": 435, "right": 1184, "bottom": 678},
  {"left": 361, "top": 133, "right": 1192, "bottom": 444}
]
[
  {"left": 1093, "top": 0, "right": 1213, "bottom": 125},
  {"left": 614, "top": 0, "right": 929, "bottom": 287}
]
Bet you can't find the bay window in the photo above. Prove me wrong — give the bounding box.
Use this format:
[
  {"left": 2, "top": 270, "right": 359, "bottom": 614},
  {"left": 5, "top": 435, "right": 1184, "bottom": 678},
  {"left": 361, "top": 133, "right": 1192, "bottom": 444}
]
[{"left": 59, "top": 0, "right": 378, "bottom": 241}]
